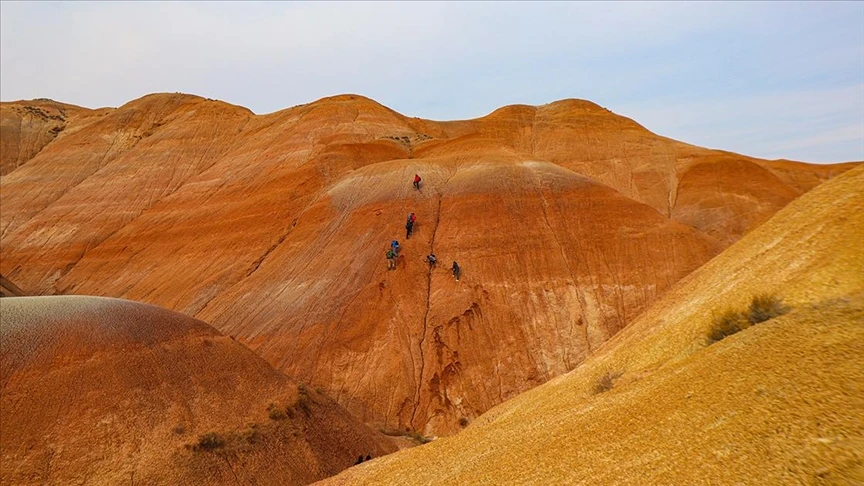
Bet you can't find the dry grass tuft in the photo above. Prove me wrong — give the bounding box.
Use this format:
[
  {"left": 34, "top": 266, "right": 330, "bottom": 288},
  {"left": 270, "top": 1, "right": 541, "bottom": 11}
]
[
  {"left": 593, "top": 371, "right": 623, "bottom": 394},
  {"left": 748, "top": 294, "right": 790, "bottom": 324},
  {"left": 267, "top": 403, "right": 287, "bottom": 420},
  {"left": 194, "top": 432, "right": 226, "bottom": 451},
  {"left": 708, "top": 309, "right": 750, "bottom": 343}
]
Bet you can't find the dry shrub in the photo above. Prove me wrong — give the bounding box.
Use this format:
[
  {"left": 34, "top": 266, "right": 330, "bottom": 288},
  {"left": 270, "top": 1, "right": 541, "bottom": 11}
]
[
  {"left": 293, "top": 383, "right": 311, "bottom": 416},
  {"left": 407, "top": 431, "right": 433, "bottom": 444},
  {"left": 267, "top": 403, "right": 287, "bottom": 420},
  {"left": 708, "top": 309, "right": 750, "bottom": 343},
  {"left": 748, "top": 294, "right": 790, "bottom": 324},
  {"left": 708, "top": 294, "right": 791, "bottom": 344},
  {"left": 593, "top": 371, "right": 622, "bottom": 394},
  {"left": 195, "top": 432, "right": 225, "bottom": 451},
  {"left": 242, "top": 425, "right": 261, "bottom": 445}
]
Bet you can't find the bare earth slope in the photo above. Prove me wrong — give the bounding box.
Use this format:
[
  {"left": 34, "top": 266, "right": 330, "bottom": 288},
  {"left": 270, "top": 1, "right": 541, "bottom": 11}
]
[
  {"left": 321, "top": 166, "right": 864, "bottom": 485},
  {"left": 0, "top": 93, "right": 858, "bottom": 434},
  {"left": 0, "top": 296, "right": 396, "bottom": 485},
  {"left": 0, "top": 274, "right": 25, "bottom": 297}
]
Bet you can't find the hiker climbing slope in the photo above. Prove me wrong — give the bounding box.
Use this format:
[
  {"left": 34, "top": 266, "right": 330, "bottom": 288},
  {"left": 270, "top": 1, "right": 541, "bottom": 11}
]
[
  {"left": 386, "top": 248, "right": 397, "bottom": 270},
  {"left": 406, "top": 212, "right": 416, "bottom": 239},
  {"left": 452, "top": 261, "right": 461, "bottom": 281},
  {"left": 425, "top": 253, "right": 437, "bottom": 269},
  {"left": 413, "top": 174, "right": 421, "bottom": 190}
]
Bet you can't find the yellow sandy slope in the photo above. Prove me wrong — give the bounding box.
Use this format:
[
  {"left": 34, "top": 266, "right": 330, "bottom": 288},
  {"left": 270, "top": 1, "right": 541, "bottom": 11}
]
[{"left": 319, "top": 167, "right": 864, "bottom": 484}]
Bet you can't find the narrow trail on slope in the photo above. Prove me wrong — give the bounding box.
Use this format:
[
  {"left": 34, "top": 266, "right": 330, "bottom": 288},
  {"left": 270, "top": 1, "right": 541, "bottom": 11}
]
[{"left": 410, "top": 174, "right": 451, "bottom": 430}]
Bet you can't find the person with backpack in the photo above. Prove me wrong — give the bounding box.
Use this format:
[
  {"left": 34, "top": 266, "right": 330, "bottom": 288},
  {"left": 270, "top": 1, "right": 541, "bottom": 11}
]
[
  {"left": 451, "top": 261, "right": 461, "bottom": 281},
  {"left": 405, "top": 212, "right": 416, "bottom": 238},
  {"left": 425, "top": 253, "right": 437, "bottom": 269},
  {"left": 386, "top": 248, "right": 397, "bottom": 270},
  {"left": 390, "top": 240, "right": 400, "bottom": 255},
  {"left": 413, "top": 174, "right": 421, "bottom": 190}
]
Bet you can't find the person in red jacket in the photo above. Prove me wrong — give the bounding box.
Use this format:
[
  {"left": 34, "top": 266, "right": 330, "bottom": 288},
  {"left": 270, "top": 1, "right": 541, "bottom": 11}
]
[{"left": 413, "top": 174, "right": 421, "bottom": 190}]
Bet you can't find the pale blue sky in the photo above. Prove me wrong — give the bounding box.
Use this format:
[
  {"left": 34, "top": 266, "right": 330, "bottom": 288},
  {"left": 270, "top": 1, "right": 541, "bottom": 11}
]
[{"left": 1, "top": 1, "right": 862, "bottom": 162}]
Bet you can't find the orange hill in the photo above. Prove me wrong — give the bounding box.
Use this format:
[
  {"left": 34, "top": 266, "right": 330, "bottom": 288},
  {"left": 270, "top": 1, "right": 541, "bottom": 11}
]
[
  {"left": 0, "top": 93, "right": 858, "bottom": 434},
  {"left": 320, "top": 163, "right": 864, "bottom": 485},
  {"left": 0, "top": 296, "right": 396, "bottom": 485}
]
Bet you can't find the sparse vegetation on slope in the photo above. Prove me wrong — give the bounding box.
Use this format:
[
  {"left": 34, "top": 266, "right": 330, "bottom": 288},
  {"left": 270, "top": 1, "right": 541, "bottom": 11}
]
[
  {"left": 322, "top": 297, "right": 864, "bottom": 485},
  {"left": 708, "top": 294, "right": 791, "bottom": 343}
]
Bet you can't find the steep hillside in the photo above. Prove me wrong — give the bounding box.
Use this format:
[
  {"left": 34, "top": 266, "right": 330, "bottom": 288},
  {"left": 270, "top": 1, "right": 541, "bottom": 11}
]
[
  {"left": 321, "top": 166, "right": 864, "bottom": 484},
  {"left": 0, "top": 93, "right": 857, "bottom": 433},
  {"left": 0, "top": 296, "right": 396, "bottom": 485}
]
